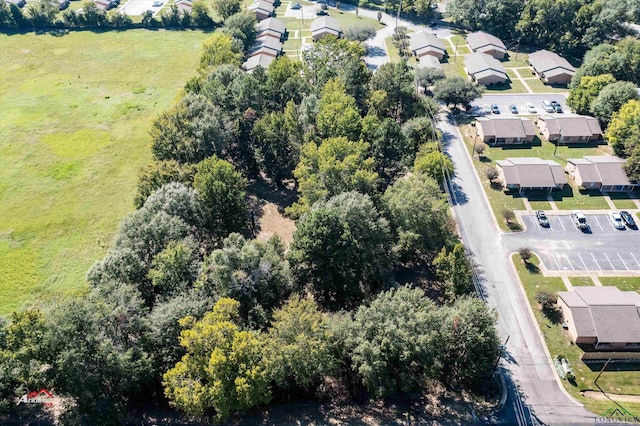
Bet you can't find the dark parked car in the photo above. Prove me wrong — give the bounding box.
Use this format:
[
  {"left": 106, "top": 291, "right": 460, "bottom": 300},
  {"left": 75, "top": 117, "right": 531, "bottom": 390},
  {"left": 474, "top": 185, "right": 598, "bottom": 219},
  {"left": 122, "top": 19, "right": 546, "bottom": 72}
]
[
  {"left": 291, "top": 2, "right": 301, "bottom": 8},
  {"left": 550, "top": 100, "right": 563, "bottom": 113},
  {"left": 535, "top": 210, "right": 549, "bottom": 227},
  {"left": 620, "top": 211, "right": 637, "bottom": 228},
  {"left": 509, "top": 104, "right": 518, "bottom": 114}
]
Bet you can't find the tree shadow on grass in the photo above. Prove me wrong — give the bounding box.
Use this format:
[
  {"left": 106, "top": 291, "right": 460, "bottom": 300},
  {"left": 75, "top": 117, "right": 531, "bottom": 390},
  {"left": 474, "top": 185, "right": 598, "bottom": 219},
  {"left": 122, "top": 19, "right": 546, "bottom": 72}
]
[{"left": 525, "top": 262, "right": 540, "bottom": 274}]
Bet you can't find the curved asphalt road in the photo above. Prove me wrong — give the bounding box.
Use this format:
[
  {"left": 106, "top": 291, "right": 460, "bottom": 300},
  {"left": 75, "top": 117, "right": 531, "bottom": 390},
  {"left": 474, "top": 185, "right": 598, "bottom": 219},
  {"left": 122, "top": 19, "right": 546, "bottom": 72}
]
[{"left": 439, "top": 112, "right": 596, "bottom": 425}]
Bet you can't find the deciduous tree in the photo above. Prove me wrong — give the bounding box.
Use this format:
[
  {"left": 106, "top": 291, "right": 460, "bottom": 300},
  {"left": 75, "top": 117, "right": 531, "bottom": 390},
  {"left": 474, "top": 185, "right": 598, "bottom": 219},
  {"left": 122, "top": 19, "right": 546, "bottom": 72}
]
[
  {"left": 433, "top": 77, "right": 484, "bottom": 108},
  {"left": 288, "top": 192, "right": 394, "bottom": 310},
  {"left": 606, "top": 99, "right": 640, "bottom": 157},
  {"left": 590, "top": 80, "right": 639, "bottom": 126},
  {"left": 566, "top": 74, "right": 616, "bottom": 115}
]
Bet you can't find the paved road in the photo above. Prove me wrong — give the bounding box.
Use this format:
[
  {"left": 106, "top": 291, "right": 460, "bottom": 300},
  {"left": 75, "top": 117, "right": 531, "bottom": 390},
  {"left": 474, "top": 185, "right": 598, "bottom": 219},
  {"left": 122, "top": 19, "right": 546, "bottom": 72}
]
[{"left": 439, "top": 111, "right": 597, "bottom": 425}]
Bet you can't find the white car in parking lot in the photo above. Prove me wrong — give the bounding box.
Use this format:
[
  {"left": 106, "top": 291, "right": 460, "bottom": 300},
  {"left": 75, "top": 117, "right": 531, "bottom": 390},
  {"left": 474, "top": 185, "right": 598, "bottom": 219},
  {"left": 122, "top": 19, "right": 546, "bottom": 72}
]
[
  {"left": 526, "top": 103, "right": 537, "bottom": 113},
  {"left": 609, "top": 211, "right": 625, "bottom": 229}
]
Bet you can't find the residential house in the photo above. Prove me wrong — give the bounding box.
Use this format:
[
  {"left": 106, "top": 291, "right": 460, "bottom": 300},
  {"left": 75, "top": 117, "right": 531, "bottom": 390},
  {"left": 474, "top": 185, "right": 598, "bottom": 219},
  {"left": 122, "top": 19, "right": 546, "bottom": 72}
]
[
  {"left": 537, "top": 115, "right": 603, "bottom": 144},
  {"left": 528, "top": 50, "right": 575, "bottom": 85},
  {"left": 496, "top": 157, "right": 567, "bottom": 192},
  {"left": 174, "top": 0, "right": 193, "bottom": 12},
  {"left": 464, "top": 52, "right": 508, "bottom": 86},
  {"left": 566, "top": 156, "right": 638, "bottom": 191},
  {"left": 256, "top": 17, "right": 286, "bottom": 41},
  {"left": 248, "top": 1, "right": 274, "bottom": 21},
  {"left": 466, "top": 31, "right": 507, "bottom": 60},
  {"left": 408, "top": 31, "right": 446, "bottom": 61},
  {"left": 311, "top": 16, "right": 341, "bottom": 40},
  {"left": 249, "top": 37, "right": 283, "bottom": 58},
  {"left": 557, "top": 286, "right": 640, "bottom": 350},
  {"left": 93, "top": 0, "right": 112, "bottom": 10},
  {"left": 243, "top": 54, "right": 276, "bottom": 72},
  {"left": 476, "top": 117, "right": 536, "bottom": 144},
  {"left": 417, "top": 55, "right": 442, "bottom": 70}
]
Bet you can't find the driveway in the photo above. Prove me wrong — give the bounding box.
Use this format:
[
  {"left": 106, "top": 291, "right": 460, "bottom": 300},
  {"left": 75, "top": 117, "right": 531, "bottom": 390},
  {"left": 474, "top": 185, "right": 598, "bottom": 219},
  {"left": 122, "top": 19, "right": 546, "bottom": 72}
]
[
  {"left": 472, "top": 94, "right": 569, "bottom": 116},
  {"left": 440, "top": 111, "right": 596, "bottom": 424},
  {"left": 119, "top": 0, "right": 161, "bottom": 15},
  {"left": 504, "top": 213, "right": 640, "bottom": 272}
]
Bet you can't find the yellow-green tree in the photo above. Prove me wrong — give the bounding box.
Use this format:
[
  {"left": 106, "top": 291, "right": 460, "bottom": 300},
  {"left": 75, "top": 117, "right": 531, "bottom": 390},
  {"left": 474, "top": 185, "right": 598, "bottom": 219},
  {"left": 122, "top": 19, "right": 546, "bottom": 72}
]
[
  {"left": 606, "top": 99, "right": 640, "bottom": 157},
  {"left": 316, "top": 79, "right": 362, "bottom": 141},
  {"left": 163, "top": 298, "right": 270, "bottom": 421},
  {"left": 199, "top": 33, "right": 242, "bottom": 73},
  {"left": 286, "top": 137, "right": 378, "bottom": 218}
]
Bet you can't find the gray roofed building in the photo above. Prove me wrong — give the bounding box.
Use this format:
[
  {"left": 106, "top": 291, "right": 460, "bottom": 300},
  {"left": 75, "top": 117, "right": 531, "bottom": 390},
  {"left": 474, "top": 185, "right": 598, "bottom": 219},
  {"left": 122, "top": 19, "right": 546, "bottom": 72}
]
[
  {"left": 417, "top": 55, "right": 442, "bottom": 70},
  {"left": 408, "top": 32, "right": 446, "bottom": 60},
  {"left": 256, "top": 17, "right": 286, "bottom": 40},
  {"left": 243, "top": 53, "right": 276, "bottom": 72},
  {"left": 466, "top": 31, "right": 507, "bottom": 60},
  {"left": 311, "top": 16, "right": 342, "bottom": 40},
  {"left": 566, "top": 156, "right": 638, "bottom": 191},
  {"left": 557, "top": 286, "right": 640, "bottom": 350},
  {"left": 248, "top": 0, "right": 274, "bottom": 20},
  {"left": 496, "top": 157, "right": 567, "bottom": 192},
  {"left": 464, "top": 53, "right": 508, "bottom": 86},
  {"left": 249, "top": 37, "right": 283, "bottom": 57},
  {"left": 537, "top": 115, "right": 603, "bottom": 143},
  {"left": 528, "top": 50, "right": 575, "bottom": 85},
  {"left": 476, "top": 117, "right": 535, "bottom": 144}
]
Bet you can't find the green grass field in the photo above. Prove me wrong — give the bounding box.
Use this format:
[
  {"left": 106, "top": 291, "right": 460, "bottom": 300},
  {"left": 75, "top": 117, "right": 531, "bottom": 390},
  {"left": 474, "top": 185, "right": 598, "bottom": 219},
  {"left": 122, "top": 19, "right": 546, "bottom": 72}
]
[
  {"left": 598, "top": 277, "right": 640, "bottom": 292},
  {"left": 569, "top": 276, "right": 595, "bottom": 286},
  {"left": 513, "top": 254, "right": 640, "bottom": 415},
  {"left": 0, "top": 29, "right": 209, "bottom": 315}
]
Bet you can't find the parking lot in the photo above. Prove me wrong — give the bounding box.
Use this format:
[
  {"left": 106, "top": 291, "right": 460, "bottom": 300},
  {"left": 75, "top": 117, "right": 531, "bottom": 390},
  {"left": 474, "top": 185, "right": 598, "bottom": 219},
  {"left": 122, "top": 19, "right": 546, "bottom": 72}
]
[
  {"left": 503, "top": 213, "right": 640, "bottom": 272},
  {"left": 119, "top": 0, "right": 162, "bottom": 16},
  {"left": 470, "top": 94, "right": 569, "bottom": 117}
]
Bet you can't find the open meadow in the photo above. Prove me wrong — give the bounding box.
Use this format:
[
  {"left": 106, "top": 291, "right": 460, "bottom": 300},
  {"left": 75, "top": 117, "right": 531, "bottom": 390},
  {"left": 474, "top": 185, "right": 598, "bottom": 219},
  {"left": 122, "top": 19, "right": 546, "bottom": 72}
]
[{"left": 0, "top": 29, "right": 210, "bottom": 315}]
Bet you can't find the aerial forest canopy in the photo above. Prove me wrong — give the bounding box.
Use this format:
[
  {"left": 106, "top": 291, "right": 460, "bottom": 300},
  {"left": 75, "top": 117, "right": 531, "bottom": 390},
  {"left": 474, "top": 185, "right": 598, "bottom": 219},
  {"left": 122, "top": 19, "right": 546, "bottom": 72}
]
[{"left": 0, "top": 15, "right": 499, "bottom": 425}]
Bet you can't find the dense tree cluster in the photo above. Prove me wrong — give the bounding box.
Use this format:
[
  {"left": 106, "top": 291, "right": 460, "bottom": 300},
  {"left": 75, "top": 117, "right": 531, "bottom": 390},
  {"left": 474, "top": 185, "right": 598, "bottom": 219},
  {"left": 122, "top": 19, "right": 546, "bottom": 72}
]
[
  {"left": 0, "top": 0, "right": 215, "bottom": 30},
  {"left": 446, "top": 0, "right": 636, "bottom": 58},
  {"left": 0, "top": 25, "right": 501, "bottom": 424}
]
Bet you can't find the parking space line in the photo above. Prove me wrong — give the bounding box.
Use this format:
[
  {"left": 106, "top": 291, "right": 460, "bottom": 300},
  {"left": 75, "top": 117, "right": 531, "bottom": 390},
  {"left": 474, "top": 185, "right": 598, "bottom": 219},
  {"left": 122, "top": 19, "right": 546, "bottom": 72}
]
[
  {"left": 617, "top": 253, "right": 629, "bottom": 270},
  {"left": 631, "top": 253, "right": 640, "bottom": 269},
  {"left": 592, "top": 215, "right": 604, "bottom": 231},
  {"left": 603, "top": 253, "right": 615, "bottom": 269},
  {"left": 577, "top": 252, "right": 589, "bottom": 270},
  {"left": 590, "top": 253, "right": 601, "bottom": 271},
  {"left": 556, "top": 216, "right": 566, "bottom": 231},
  {"left": 551, "top": 254, "right": 561, "bottom": 270}
]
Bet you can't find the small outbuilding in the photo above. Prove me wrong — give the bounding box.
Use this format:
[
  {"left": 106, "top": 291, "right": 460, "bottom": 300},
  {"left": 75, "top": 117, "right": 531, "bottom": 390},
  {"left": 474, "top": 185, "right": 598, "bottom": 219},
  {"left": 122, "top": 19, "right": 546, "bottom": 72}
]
[
  {"left": 256, "top": 17, "right": 286, "bottom": 41},
  {"left": 248, "top": 1, "right": 274, "bottom": 21},
  {"left": 496, "top": 157, "right": 567, "bottom": 192},
  {"left": 528, "top": 50, "right": 575, "bottom": 85},
  {"left": 558, "top": 286, "right": 640, "bottom": 350},
  {"left": 464, "top": 52, "right": 508, "bottom": 86},
  {"left": 537, "top": 115, "right": 603, "bottom": 144},
  {"left": 417, "top": 55, "right": 442, "bottom": 70},
  {"left": 243, "top": 54, "right": 276, "bottom": 72},
  {"left": 476, "top": 117, "right": 535, "bottom": 145},
  {"left": 565, "top": 156, "right": 638, "bottom": 191},
  {"left": 311, "top": 16, "right": 342, "bottom": 40},
  {"left": 408, "top": 31, "right": 446, "bottom": 61},
  {"left": 466, "top": 31, "right": 507, "bottom": 60}
]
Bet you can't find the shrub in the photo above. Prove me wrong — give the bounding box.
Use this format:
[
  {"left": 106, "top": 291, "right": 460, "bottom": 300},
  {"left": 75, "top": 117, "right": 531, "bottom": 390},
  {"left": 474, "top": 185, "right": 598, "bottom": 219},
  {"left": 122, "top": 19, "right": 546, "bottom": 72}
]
[
  {"left": 518, "top": 247, "right": 532, "bottom": 263},
  {"left": 486, "top": 167, "right": 499, "bottom": 182}
]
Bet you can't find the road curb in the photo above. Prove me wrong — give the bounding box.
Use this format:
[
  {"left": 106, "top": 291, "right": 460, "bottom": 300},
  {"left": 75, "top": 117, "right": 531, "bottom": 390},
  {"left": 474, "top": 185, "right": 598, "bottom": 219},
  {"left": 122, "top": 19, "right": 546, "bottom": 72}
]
[{"left": 507, "top": 251, "right": 586, "bottom": 409}]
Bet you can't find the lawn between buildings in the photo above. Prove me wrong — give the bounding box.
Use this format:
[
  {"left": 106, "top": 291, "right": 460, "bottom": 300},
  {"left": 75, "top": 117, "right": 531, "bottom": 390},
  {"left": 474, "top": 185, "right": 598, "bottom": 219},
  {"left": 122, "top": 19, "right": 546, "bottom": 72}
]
[
  {"left": 457, "top": 120, "right": 615, "bottom": 231},
  {"left": 512, "top": 253, "right": 640, "bottom": 416},
  {"left": 0, "top": 29, "right": 210, "bottom": 315}
]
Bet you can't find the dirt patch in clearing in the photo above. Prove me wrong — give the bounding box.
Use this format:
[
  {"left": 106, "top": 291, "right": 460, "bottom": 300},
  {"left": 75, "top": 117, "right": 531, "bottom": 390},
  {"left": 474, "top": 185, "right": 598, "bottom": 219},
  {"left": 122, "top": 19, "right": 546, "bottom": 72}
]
[
  {"left": 247, "top": 180, "right": 297, "bottom": 248},
  {"left": 582, "top": 391, "right": 640, "bottom": 403}
]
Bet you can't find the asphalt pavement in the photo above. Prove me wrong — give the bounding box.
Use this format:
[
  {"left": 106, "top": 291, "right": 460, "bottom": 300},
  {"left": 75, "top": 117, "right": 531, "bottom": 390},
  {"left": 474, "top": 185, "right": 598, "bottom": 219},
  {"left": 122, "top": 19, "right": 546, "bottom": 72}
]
[
  {"left": 504, "top": 213, "right": 640, "bottom": 273},
  {"left": 472, "top": 94, "right": 570, "bottom": 117},
  {"left": 440, "top": 111, "right": 597, "bottom": 425}
]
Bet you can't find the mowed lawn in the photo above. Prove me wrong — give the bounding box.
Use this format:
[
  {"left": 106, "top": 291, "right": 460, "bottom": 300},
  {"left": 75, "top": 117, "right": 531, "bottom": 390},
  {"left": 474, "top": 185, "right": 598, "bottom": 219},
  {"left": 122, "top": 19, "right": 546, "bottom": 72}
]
[{"left": 0, "top": 29, "right": 209, "bottom": 315}]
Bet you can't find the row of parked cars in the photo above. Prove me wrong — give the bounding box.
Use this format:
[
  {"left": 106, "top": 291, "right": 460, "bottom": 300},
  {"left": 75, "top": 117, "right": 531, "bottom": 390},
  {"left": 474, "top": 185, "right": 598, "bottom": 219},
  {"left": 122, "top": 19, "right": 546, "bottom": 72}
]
[
  {"left": 480, "top": 100, "right": 563, "bottom": 115},
  {"left": 535, "top": 210, "right": 637, "bottom": 231}
]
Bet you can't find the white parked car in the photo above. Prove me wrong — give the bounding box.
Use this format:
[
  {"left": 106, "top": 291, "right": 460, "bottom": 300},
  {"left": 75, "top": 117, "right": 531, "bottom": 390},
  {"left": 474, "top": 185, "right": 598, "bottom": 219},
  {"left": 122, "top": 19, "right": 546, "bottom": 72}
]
[
  {"left": 526, "top": 103, "right": 537, "bottom": 113},
  {"left": 609, "top": 211, "right": 625, "bottom": 230}
]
